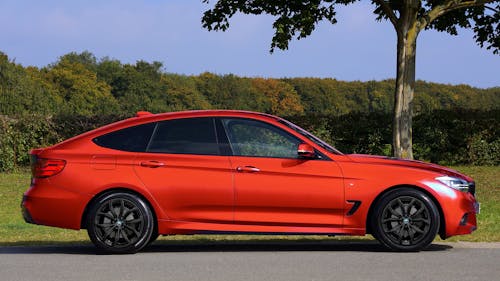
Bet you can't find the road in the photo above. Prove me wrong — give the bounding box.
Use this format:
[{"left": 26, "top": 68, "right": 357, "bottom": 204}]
[{"left": 0, "top": 241, "right": 498, "bottom": 281}]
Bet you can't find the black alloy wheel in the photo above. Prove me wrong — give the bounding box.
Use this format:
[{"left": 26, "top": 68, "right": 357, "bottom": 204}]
[
  {"left": 372, "top": 188, "right": 440, "bottom": 251},
  {"left": 87, "top": 192, "right": 154, "bottom": 254}
]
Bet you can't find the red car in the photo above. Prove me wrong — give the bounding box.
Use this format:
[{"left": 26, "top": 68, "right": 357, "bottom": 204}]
[{"left": 22, "top": 110, "right": 479, "bottom": 253}]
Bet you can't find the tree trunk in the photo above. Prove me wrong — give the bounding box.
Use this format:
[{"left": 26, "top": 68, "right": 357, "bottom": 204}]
[{"left": 392, "top": 27, "right": 417, "bottom": 159}]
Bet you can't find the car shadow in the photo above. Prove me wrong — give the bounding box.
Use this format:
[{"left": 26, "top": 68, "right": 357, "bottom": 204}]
[{"left": 0, "top": 240, "right": 452, "bottom": 255}]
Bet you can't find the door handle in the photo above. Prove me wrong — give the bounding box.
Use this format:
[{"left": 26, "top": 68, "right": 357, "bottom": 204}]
[
  {"left": 236, "top": 166, "right": 260, "bottom": 173},
  {"left": 140, "top": 161, "right": 166, "bottom": 168}
]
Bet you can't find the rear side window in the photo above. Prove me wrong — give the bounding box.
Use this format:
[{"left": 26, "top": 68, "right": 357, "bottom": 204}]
[
  {"left": 93, "top": 122, "right": 156, "bottom": 152},
  {"left": 147, "top": 117, "right": 219, "bottom": 155}
]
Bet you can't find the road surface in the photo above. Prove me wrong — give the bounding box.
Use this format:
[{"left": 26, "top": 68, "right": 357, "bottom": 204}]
[{"left": 0, "top": 241, "right": 498, "bottom": 281}]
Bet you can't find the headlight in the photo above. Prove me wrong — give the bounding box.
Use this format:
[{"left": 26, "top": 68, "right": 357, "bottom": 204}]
[{"left": 436, "top": 176, "right": 469, "bottom": 192}]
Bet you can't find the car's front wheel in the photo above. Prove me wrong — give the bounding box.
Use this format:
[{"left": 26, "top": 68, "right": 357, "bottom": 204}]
[
  {"left": 372, "top": 188, "right": 440, "bottom": 251},
  {"left": 87, "top": 192, "right": 154, "bottom": 254}
]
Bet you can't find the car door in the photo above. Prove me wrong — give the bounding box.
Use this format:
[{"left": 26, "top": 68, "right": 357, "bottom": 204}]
[
  {"left": 134, "top": 117, "right": 233, "bottom": 223},
  {"left": 221, "top": 117, "right": 344, "bottom": 227}
]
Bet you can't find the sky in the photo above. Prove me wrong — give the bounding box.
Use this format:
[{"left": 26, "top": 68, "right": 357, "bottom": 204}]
[{"left": 0, "top": 0, "right": 499, "bottom": 88}]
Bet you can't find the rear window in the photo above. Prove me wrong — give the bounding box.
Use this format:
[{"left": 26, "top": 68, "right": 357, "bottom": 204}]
[
  {"left": 147, "top": 118, "right": 219, "bottom": 155},
  {"left": 93, "top": 122, "right": 156, "bottom": 152}
]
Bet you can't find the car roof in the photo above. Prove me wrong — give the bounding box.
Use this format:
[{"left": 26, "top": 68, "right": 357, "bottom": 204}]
[
  {"left": 126, "top": 110, "right": 281, "bottom": 126},
  {"left": 142, "top": 109, "right": 278, "bottom": 120},
  {"left": 52, "top": 110, "right": 282, "bottom": 149}
]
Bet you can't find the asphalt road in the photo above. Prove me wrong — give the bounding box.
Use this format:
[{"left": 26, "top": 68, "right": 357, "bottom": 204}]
[{"left": 0, "top": 241, "right": 498, "bottom": 281}]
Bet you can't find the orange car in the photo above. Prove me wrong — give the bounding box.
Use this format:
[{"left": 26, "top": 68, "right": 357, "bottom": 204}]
[{"left": 22, "top": 110, "right": 479, "bottom": 253}]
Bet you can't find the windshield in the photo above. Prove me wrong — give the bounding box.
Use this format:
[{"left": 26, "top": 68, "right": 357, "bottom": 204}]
[{"left": 277, "top": 119, "right": 343, "bottom": 155}]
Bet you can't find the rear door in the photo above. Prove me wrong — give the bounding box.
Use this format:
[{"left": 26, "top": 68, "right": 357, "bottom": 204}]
[
  {"left": 220, "top": 118, "right": 344, "bottom": 227},
  {"left": 134, "top": 117, "right": 233, "bottom": 223}
]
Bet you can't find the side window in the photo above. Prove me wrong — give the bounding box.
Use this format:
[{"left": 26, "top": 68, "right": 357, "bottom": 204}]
[
  {"left": 221, "top": 118, "right": 301, "bottom": 158},
  {"left": 147, "top": 117, "right": 219, "bottom": 155},
  {"left": 93, "top": 122, "right": 156, "bottom": 152}
]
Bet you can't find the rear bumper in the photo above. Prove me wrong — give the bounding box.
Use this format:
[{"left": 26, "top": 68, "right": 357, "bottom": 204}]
[
  {"left": 21, "top": 195, "right": 36, "bottom": 224},
  {"left": 21, "top": 179, "right": 90, "bottom": 230}
]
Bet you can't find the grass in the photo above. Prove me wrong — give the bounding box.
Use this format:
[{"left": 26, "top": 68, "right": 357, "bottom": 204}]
[{"left": 0, "top": 166, "right": 498, "bottom": 246}]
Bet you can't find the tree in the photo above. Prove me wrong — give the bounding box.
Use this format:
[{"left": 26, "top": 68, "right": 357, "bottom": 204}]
[
  {"left": 195, "top": 73, "right": 270, "bottom": 111},
  {"left": 162, "top": 74, "right": 213, "bottom": 110},
  {"left": 42, "top": 58, "right": 119, "bottom": 116},
  {"left": 0, "top": 52, "right": 61, "bottom": 115},
  {"left": 252, "top": 78, "right": 304, "bottom": 115},
  {"left": 201, "top": 0, "right": 499, "bottom": 159}
]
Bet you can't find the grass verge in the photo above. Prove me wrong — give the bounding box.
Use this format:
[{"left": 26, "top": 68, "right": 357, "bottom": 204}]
[{"left": 0, "top": 166, "right": 498, "bottom": 246}]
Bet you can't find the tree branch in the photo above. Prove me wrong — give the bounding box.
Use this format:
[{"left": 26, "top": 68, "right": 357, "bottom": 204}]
[
  {"left": 373, "top": 0, "right": 398, "bottom": 28},
  {"left": 484, "top": 5, "right": 499, "bottom": 12},
  {"left": 420, "top": 0, "right": 496, "bottom": 30}
]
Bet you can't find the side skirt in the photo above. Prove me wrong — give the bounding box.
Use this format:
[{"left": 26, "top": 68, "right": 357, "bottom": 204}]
[{"left": 157, "top": 219, "right": 365, "bottom": 236}]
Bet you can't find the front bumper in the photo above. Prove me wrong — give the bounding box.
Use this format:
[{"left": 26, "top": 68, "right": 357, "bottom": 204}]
[
  {"left": 474, "top": 202, "right": 480, "bottom": 214},
  {"left": 444, "top": 192, "right": 479, "bottom": 238},
  {"left": 423, "top": 179, "right": 479, "bottom": 239}
]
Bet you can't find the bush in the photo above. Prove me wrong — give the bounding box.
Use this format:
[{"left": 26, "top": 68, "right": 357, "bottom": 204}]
[
  {"left": 0, "top": 114, "right": 125, "bottom": 171},
  {"left": 467, "top": 131, "right": 500, "bottom": 165},
  {"left": 288, "top": 110, "right": 499, "bottom": 165},
  {"left": 287, "top": 112, "right": 393, "bottom": 156},
  {"left": 0, "top": 114, "right": 59, "bottom": 170},
  {"left": 412, "top": 110, "right": 499, "bottom": 165}
]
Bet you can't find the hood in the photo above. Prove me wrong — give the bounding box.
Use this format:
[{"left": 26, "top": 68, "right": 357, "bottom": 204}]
[{"left": 346, "top": 154, "right": 472, "bottom": 182}]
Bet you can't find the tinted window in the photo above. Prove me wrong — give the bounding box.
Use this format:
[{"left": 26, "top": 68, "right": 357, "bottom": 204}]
[
  {"left": 221, "top": 118, "right": 301, "bottom": 158},
  {"left": 147, "top": 118, "right": 219, "bottom": 155},
  {"left": 93, "top": 122, "right": 156, "bottom": 152}
]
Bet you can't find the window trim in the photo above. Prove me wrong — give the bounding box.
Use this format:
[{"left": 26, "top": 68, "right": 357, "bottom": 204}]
[
  {"left": 144, "top": 122, "right": 159, "bottom": 152},
  {"left": 215, "top": 118, "right": 233, "bottom": 156}
]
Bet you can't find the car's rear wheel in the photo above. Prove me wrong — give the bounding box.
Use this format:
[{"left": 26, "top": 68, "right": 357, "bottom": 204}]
[
  {"left": 372, "top": 188, "right": 440, "bottom": 251},
  {"left": 87, "top": 192, "right": 154, "bottom": 254}
]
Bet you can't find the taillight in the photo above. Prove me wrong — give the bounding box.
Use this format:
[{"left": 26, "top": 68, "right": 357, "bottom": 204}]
[{"left": 32, "top": 157, "right": 66, "bottom": 178}]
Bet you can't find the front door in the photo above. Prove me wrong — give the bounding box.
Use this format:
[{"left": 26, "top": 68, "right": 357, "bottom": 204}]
[{"left": 221, "top": 118, "right": 344, "bottom": 227}]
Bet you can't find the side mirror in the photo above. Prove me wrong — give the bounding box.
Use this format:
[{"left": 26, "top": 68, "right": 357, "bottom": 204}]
[{"left": 297, "top": 143, "right": 316, "bottom": 159}]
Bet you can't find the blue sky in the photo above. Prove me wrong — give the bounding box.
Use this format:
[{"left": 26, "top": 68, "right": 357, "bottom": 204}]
[{"left": 1, "top": 0, "right": 498, "bottom": 88}]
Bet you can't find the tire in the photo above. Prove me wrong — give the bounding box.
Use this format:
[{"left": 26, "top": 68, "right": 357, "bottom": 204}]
[
  {"left": 371, "top": 188, "right": 440, "bottom": 251},
  {"left": 87, "top": 192, "right": 155, "bottom": 254},
  {"left": 146, "top": 232, "right": 159, "bottom": 248}
]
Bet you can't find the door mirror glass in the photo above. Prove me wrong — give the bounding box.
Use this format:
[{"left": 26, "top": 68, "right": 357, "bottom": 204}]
[{"left": 297, "top": 143, "right": 315, "bottom": 158}]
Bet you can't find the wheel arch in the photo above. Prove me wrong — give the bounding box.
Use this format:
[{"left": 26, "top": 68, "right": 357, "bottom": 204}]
[
  {"left": 80, "top": 187, "right": 158, "bottom": 237},
  {"left": 365, "top": 184, "right": 446, "bottom": 239}
]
